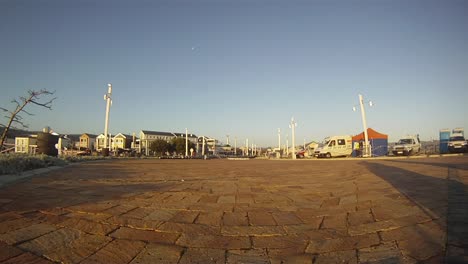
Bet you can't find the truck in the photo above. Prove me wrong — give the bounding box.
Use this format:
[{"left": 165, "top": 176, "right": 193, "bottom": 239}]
[
  {"left": 392, "top": 135, "right": 421, "bottom": 156},
  {"left": 448, "top": 128, "right": 467, "bottom": 153},
  {"left": 315, "top": 135, "right": 353, "bottom": 158}
]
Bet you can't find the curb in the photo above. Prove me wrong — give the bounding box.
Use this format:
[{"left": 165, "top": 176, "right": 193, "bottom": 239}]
[{"left": 0, "top": 165, "right": 66, "bottom": 188}]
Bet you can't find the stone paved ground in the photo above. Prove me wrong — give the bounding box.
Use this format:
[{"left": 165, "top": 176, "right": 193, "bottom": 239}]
[{"left": 0, "top": 156, "right": 467, "bottom": 263}]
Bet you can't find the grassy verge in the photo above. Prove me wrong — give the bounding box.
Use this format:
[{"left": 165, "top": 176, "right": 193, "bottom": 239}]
[{"left": 0, "top": 154, "right": 107, "bottom": 175}]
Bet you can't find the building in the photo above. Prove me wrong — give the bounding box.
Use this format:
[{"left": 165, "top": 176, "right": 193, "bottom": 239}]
[
  {"left": 139, "top": 130, "right": 198, "bottom": 155},
  {"left": 113, "top": 133, "right": 133, "bottom": 150},
  {"left": 79, "top": 133, "right": 97, "bottom": 150},
  {"left": 15, "top": 135, "right": 37, "bottom": 154}
]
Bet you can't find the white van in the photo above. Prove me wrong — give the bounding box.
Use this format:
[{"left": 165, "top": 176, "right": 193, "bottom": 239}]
[{"left": 317, "top": 135, "right": 353, "bottom": 158}]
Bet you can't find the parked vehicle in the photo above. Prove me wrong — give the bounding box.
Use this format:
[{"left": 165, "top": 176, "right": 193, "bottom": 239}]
[
  {"left": 316, "top": 135, "right": 353, "bottom": 158},
  {"left": 448, "top": 133, "right": 467, "bottom": 153},
  {"left": 392, "top": 135, "right": 421, "bottom": 156}
]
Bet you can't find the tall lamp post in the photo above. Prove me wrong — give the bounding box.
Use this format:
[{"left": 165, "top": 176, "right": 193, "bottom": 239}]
[
  {"left": 289, "top": 117, "right": 297, "bottom": 159},
  {"left": 353, "top": 94, "right": 373, "bottom": 157},
  {"left": 277, "top": 128, "right": 281, "bottom": 152},
  {"left": 185, "top": 128, "right": 188, "bottom": 157},
  {"left": 103, "top": 83, "right": 112, "bottom": 154}
]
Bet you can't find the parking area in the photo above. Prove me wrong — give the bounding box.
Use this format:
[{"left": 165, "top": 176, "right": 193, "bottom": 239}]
[{"left": 0, "top": 156, "right": 467, "bottom": 263}]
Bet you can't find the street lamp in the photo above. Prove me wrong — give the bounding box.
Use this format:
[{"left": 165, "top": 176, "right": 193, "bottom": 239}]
[
  {"left": 103, "top": 83, "right": 112, "bottom": 154},
  {"left": 289, "top": 117, "right": 297, "bottom": 159},
  {"left": 185, "top": 128, "right": 188, "bottom": 157},
  {"left": 277, "top": 128, "right": 281, "bottom": 152},
  {"left": 353, "top": 94, "right": 373, "bottom": 157}
]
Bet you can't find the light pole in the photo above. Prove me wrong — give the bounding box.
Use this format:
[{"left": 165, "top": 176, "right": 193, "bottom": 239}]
[
  {"left": 286, "top": 134, "right": 289, "bottom": 156},
  {"left": 289, "top": 117, "right": 297, "bottom": 159},
  {"left": 245, "top": 138, "right": 248, "bottom": 156},
  {"left": 185, "top": 128, "right": 188, "bottom": 157},
  {"left": 277, "top": 128, "right": 281, "bottom": 152},
  {"left": 353, "top": 94, "right": 373, "bottom": 157},
  {"left": 103, "top": 83, "right": 112, "bottom": 154}
]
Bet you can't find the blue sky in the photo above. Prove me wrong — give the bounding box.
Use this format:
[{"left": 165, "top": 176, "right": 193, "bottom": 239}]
[{"left": 1, "top": 0, "right": 467, "bottom": 146}]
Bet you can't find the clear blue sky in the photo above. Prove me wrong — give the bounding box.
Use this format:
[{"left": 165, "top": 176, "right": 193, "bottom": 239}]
[{"left": 1, "top": 0, "right": 467, "bottom": 146}]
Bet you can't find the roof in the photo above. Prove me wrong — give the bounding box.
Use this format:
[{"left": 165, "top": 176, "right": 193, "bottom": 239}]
[
  {"left": 352, "top": 128, "right": 388, "bottom": 141},
  {"left": 141, "top": 130, "right": 197, "bottom": 138},
  {"left": 80, "top": 133, "right": 98, "bottom": 138}
]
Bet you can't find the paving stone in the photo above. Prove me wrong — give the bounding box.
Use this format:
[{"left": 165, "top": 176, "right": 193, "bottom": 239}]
[
  {"left": 68, "top": 202, "right": 116, "bottom": 213},
  {"left": 380, "top": 221, "right": 445, "bottom": 247},
  {"left": 0, "top": 241, "right": 23, "bottom": 262},
  {"left": 252, "top": 234, "right": 308, "bottom": 249},
  {"left": 120, "top": 207, "right": 153, "bottom": 219},
  {"left": 0, "top": 223, "right": 57, "bottom": 245},
  {"left": 128, "top": 243, "right": 183, "bottom": 264},
  {"left": 269, "top": 252, "right": 312, "bottom": 264},
  {"left": 196, "top": 211, "right": 223, "bottom": 226},
  {"left": 144, "top": 209, "right": 178, "bottom": 221},
  {"left": 223, "top": 212, "right": 249, "bottom": 226},
  {"left": 314, "top": 249, "right": 357, "bottom": 264},
  {"left": 199, "top": 195, "right": 220, "bottom": 203},
  {"left": 1, "top": 252, "right": 53, "bottom": 264},
  {"left": 358, "top": 242, "right": 407, "bottom": 264},
  {"left": 248, "top": 211, "right": 277, "bottom": 226},
  {"left": 272, "top": 211, "right": 303, "bottom": 225},
  {"left": 18, "top": 228, "right": 82, "bottom": 255},
  {"left": 294, "top": 211, "right": 323, "bottom": 227},
  {"left": 101, "top": 204, "right": 137, "bottom": 216},
  {"left": 372, "top": 204, "right": 421, "bottom": 221},
  {"left": 0, "top": 217, "right": 34, "bottom": 234},
  {"left": 109, "top": 227, "right": 179, "bottom": 244},
  {"left": 64, "top": 211, "right": 112, "bottom": 221},
  {"left": 398, "top": 239, "right": 444, "bottom": 261},
  {"left": 58, "top": 218, "right": 118, "bottom": 235},
  {"left": 158, "top": 222, "right": 220, "bottom": 235},
  {"left": 222, "top": 225, "right": 286, "bottom": 236},
  {"left": 348, "top": 219, "right": 399, "bottom": 236},
  {"left": 81, "top": 239, "right": 146, "bottom": 264},
  {"left": 321, "top": 214, "right": 347, "bottom": 230},
  {"left": 236, "top": 194, "right": 254, "bottom": 204},
  {"left": 218, "top": 195, "right": 236, "bottom": 204},
  {"left": 305, "top": 233, "right": 380, "bottom": 254},
  {"left": 283, "top": 224, "right": 324, "bottom": 234},
  {"left": 178, "top": 248, "right": 226, "bottom": 264},
  {"left": 176, "top": 233, "right": 251, "bottom": 249},
  {"left": 0, "top": 211, "right": 22, "bottom": 222},
  {"left": 169, "top": 210, "right": 199, "bottom": 223},
  {"left": 348, "top": 209, "right": 374, "bottom": 226},
  {"left": 104, "top": 216, "right": 162, "bottom": 230},
  {"left": 21, "top": 211, "right": 68, "bottom": 224},
  {"left": 321, "top": 197, "right": 341, "bottom": 208},
  {"left": 227, "top": 249, "right": 269, "bottom": 263}
]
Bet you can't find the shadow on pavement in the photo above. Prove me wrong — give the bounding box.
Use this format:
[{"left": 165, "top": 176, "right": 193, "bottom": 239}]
[{"left": 363, "top": 161, "right": 468, "bottom": 262}]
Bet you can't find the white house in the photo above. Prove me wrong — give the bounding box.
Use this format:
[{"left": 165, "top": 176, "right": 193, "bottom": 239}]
[{"left": 15, "top": 135, "right": 37, "bottom": 154}]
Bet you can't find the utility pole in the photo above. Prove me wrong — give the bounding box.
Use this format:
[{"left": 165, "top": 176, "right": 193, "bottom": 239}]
[
  {"left": 289, "top": 117, "right": 297, "bottom": 159},
  {"left": 185, "top": 128, "right": 188, "bottom": 157},
  {"left": 358, "top": 94, "right": 370, "bottom": 157},
  {"left": 278, "top": 128, "right": 281, "bottom": 151},
  {"left": 103, "top": 83, "right": 112, "bottom": 154}
]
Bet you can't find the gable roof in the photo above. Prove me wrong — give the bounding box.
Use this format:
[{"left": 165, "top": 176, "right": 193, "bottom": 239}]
[
  {"left": 80, "top": 133, "right": 98, "bottom": 138},
  {"left": 141, "top": 130, "right": 197, "bottom": 138}
]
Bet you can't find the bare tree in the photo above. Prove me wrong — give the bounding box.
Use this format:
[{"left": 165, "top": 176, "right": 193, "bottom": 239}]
[{"left": 0, "top": 89, "right": 56, "bottom": 149}]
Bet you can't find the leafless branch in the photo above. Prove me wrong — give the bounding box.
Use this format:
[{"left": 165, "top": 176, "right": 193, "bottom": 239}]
[{"left": 0, "top": 89, "right": 57, "bottom": 149}]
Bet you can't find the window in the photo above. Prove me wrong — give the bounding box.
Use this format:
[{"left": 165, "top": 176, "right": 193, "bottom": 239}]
[
  {"left": 329, "top": 140, "right": 336, "bottom": 147},
  {"left": 338, "top": 139, "right": 346, "bottom": 145}
]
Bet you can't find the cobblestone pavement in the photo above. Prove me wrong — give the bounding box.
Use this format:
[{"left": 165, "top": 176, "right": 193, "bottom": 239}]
[{"left": 0, "top": 156, "right": 467, "bottom": 263}]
